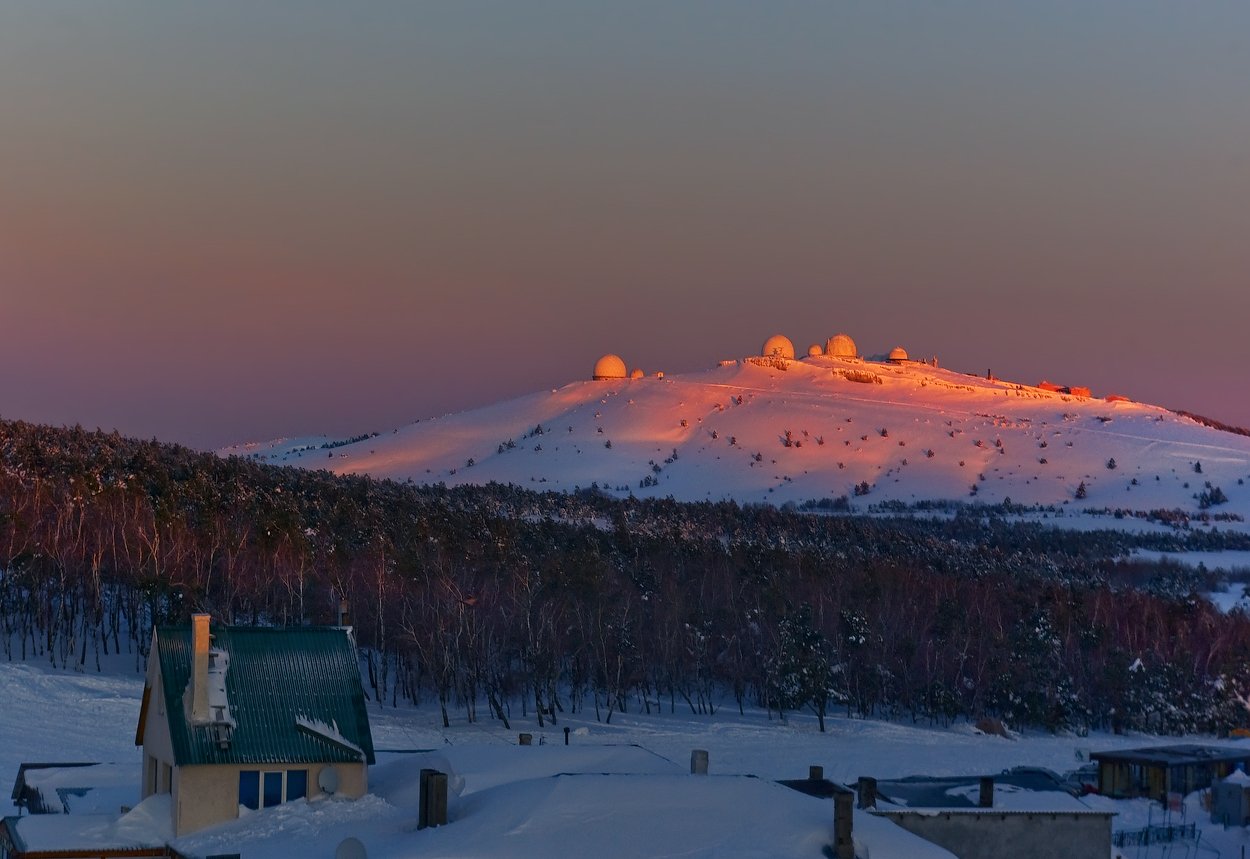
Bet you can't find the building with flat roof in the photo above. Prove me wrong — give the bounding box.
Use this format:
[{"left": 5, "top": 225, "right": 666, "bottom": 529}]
[{"left": 1090, "top": 745, "right": 1250, "bottom": 799}]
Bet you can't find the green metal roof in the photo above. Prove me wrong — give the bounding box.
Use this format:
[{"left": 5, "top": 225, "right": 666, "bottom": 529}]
[{"left": 155, "top": 625, "right": 375, "bottom": 767}]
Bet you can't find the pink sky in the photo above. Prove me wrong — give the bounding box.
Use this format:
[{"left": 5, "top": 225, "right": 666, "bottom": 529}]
[{"left": 2, "top": 3, "right": 1247, "bottom": 449}]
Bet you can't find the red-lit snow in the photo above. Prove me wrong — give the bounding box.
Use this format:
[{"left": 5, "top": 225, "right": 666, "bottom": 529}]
[{"left": 225, "top": 356, "right": 1250, "bottom": 531}]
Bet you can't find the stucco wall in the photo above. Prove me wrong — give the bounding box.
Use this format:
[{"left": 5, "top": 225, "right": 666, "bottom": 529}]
[
  {"left": 874, "top": 811, "right": 1112, "bottom": 859},
  {"left": 140, "top": 658, "right": 175, "bottom": 799},
  {"left": 173, "top": 761, "right": 368, "bottom": 836}
]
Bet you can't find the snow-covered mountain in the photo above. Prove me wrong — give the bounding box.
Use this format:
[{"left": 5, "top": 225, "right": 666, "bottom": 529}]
[{"left": 224, "top": 352, "right": 1250, "bottom": 525}]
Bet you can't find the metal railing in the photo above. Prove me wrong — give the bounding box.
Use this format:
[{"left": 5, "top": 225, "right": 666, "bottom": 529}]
[{"left": 1112, "top": 822, "right": 1197, "bottom": 847}]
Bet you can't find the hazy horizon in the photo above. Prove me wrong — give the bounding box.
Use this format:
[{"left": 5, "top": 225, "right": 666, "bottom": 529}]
[{"left": 3, "top": 2, "right": 1247, "bottom": 449}]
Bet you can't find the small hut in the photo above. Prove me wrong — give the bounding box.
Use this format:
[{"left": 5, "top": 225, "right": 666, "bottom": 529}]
[
  {"left": 1212, "top": 769, "right": 1250, "bottom": 826},
  {"left": 1090, "top": 745, "right": 1250, "bottom": 799}
]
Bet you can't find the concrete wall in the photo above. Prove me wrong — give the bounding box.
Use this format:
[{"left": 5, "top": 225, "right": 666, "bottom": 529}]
[
  {"left": 875, "top": 811, "right": 1112, "bottom": 859},
  {"left": 173, "top": 761, "right": 368, "bottom": 836}
]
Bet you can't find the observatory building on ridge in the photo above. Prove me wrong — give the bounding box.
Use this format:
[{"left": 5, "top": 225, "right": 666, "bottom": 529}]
[
  {"left": 825, "top": 333, "right": 857, "bottom": 358},
  {"left": 592, "top": 354, "right": 628, "bottom": 380},
  {"left": 761, "top": 334, "right": 796, "bottom": 360}
]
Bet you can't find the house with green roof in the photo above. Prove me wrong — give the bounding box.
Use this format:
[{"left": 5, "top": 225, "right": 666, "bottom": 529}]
[{"left": 135, "top": 614, "right": 375, "bottom": 836}]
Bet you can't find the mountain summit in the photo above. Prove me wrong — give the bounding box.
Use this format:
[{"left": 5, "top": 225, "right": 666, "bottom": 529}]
[{"left": 226, "top": 347, "right": 1250, "bottom": 525}]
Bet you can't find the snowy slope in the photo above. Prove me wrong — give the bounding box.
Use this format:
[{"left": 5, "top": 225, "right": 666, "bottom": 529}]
[
  {"left": 225, "top": 354, "right": 1250, "bottom": 526},
  {"left": 13, "top": 658, "right": 1250, "bottom": 859}
]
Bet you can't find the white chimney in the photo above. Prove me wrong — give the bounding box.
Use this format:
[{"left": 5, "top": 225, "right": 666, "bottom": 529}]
[{"left": 190, "top": 613, "right": 211, "bottom": 724}]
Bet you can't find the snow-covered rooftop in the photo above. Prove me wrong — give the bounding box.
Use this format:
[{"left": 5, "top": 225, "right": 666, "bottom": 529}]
[{"left": 5, "top": 794, "right": 171, "bottom": 854}]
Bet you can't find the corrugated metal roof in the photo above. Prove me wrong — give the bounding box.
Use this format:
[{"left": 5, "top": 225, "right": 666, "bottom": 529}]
[{"left": 155, "top": 625, "right": 375, "bottom": 767}]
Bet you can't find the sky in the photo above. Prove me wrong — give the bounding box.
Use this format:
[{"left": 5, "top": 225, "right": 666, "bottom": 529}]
[{"left": 2, "top": 2, "right": 1248, "bottom": 450}]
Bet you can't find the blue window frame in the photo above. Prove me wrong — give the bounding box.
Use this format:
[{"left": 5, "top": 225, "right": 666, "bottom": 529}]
[
  {"left": 239, "top": 769, "right": 308, "bottom": 810},
  {"left": 263, "top": 772, "right": 283, "bottom": 808},
  {"left": 239, "top": 771, "right": 260, "bottom": 810},
  {"left": 287, "top": 770, "right": 307, "bottom": 801}
]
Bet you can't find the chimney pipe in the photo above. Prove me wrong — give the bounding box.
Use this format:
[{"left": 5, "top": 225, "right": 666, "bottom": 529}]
[
  {"left": 833, "top": 790, "right": 854, "bottom": 859},
  {"left": 979, "top": 776, "right": 994, "bottom": 808},
  {"left": 190, "top": 614, "right": 211, "bottom": 724},
  {"left": 809, "top": 765, "right": 824, "bottom": 781},
  {"left": 857, "top": 776, "right": 878, "bottom": 809}
]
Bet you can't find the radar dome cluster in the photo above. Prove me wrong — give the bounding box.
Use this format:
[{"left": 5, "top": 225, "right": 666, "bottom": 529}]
[
  {"left": 757, "top": 332, "right": 859, "bottom": 361},
  {"left": 594, "top": 331, "right": 916, "bottom": 380}
]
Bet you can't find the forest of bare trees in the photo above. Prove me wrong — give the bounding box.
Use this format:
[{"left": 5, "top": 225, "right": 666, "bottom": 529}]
[{"left": 3, "top": 417, "right": 1250, "bottom": 735}]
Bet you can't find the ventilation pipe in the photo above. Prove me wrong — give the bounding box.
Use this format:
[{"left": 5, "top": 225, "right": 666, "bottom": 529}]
[
  {"left": 857, "top": 776, "right": 878, "bottom": 809},
  {"left": 418, "top": 769, "right": 448, "bottom": 829},
  {"left": 979, "top": 776, "right": 994, "bottom": 808},
  {"left": 833, "top": 790, "right": 854, "bottom": 859}
]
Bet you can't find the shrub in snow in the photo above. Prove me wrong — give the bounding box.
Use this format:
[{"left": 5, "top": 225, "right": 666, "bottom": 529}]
[{"left": 1198, "top": 486, "right": 1228, "bottom": 508}]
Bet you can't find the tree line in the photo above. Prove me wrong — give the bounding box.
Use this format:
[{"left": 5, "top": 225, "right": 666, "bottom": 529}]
[{"left": 2, "top": 417, "right": 1250, "bottom": 734}]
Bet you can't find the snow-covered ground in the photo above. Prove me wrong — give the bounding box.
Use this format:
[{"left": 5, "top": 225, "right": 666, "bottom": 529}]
[
  {"left": 224, "top": 354, "right": 1250, "bottom": 531},
  {"left": 1125, "top": 550, "right": 1250, "bottom": 612},
  {"left": 7, "top": 658, "right": 1250, "bottom": 857},
  {"left": 1204, "top": 583, "right": 1250, "bottom": 614},
  {"left": 1133, "top": 549, "right": 1250, "bottom": 574}
]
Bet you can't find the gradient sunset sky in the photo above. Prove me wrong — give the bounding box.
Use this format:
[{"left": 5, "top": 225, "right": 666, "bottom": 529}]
[{"left": 3, "top": 2, "right": 1248, "bottom": 449}]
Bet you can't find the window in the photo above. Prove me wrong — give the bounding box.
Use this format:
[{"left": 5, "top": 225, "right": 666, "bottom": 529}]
[
  {"left": 239, "top": 771, "right": 260, "bottom": 810},
  {"left": 287, "top": 770, "right": 307, "bottom": 801},
  {"left": 239, "top": 769, "right": 309, "bottom": 810},
  {"left": 263, "top": 772, "right": 283, "bottom": 808}
]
